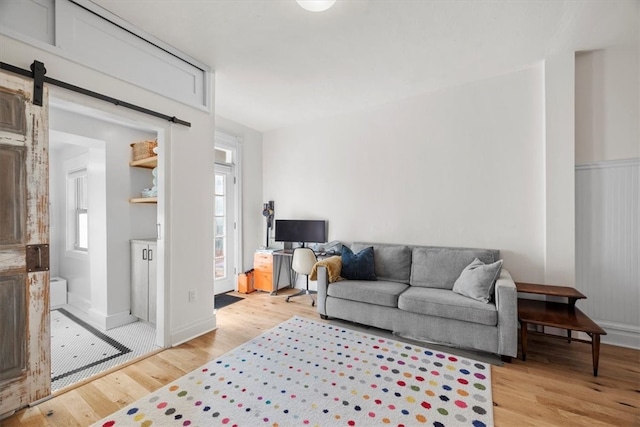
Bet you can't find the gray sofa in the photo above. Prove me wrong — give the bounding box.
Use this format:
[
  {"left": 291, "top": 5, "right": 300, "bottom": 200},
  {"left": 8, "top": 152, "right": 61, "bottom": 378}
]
[{"left": 315, "top": 242, "right": 518, "bottom": 359}]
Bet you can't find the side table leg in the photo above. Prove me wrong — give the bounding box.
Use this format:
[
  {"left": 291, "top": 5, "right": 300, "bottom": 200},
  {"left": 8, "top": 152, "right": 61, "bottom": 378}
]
[
  {"left": 567, "top": 329, "right": 572, "bottom": 343},
  {"left": 592, "top": 333, "right": 601, "bottom": 377},
  {"left": 521, "top": 321, "right": 528, "bottom": 361}
]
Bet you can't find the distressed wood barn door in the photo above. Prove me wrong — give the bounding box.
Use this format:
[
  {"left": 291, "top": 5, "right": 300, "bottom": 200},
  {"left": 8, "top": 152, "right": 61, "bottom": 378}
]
[{"left": 0, "top": 71, "right": 50, "bottom": 418}]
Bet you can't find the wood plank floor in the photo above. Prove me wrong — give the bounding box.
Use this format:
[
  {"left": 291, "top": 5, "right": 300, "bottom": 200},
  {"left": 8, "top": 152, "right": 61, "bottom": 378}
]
[{"left": 3, "top": 289, "right": 639, "bottom": 426}]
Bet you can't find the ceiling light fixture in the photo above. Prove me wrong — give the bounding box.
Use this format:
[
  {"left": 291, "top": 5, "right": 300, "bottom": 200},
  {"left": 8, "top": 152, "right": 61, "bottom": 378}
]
[{"left": 296, "top": 0, "right": 336, "bottom": 12}]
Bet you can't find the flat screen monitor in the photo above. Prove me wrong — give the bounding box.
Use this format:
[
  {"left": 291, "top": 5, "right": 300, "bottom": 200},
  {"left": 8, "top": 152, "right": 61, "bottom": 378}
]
[{"left": 275, "top": 219, "right": 327, "bottom": 244}]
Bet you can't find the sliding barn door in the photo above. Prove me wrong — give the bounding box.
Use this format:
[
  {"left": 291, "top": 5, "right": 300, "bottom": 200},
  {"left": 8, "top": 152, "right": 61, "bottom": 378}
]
[{"left": 0, "top": 71, "right": 50, "bottom": 418}]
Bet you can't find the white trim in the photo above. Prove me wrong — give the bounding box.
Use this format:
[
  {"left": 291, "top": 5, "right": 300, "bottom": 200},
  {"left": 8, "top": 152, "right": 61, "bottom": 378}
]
[
  {"left": 51, "top": 95, "right": 171, "bottom": 350},
  {"left": 157, "top": 125, "right": 170, "bottom": 349},
  {"left": 87, "top": 308, "right": 137, "bottom": 331},
  {"left": 576, "top": 157, "right": 640, "bottom": 170},
  {"left": 597, "top": 320, "right": 640, "bottom": 349},
  {"left": 0, "top": 0, "right": 212, "bottom": 112},
  {"left": 68, "top": 0, "right": 210, "bottom": 72},
  {"left": 67, "top": 292, "right": 91, "bottom": 313},
  {"left": 215, "top": 131, "right": 243, "bottom": 287},
  {"left": 534, "top": 324, "right": 639, "bottom": 351},
  {"left": 63, "top": 152, "right": 89, "bottom": 256},
  {"left": 565, "top": 321, "right": 640, "bottom": 350},
  {"left": 170, "top": 315, "right": 217, "bottom": 347},
  {"left": 214, "top": 163, "right": 235, "bottom": 294},
  {"left": 215, "top": 163, "right": 232, "bottom": 173}
]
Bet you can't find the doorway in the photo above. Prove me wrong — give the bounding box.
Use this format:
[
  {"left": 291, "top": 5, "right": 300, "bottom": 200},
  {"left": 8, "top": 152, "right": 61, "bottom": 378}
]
[
  {"left": 214, "top": 163, "right": 235, "bottom": 294},
  {"left": 214, "top": 133, "right": 241, "bottom": 295},
  {"left": 47, "top": 102, "right": 164, "bottom": 391}
]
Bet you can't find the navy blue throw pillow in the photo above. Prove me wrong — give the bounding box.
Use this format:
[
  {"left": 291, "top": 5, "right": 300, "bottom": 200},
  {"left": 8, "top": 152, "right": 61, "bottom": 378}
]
[{"left": 341, "top": 246, "right": 377, "bottom": 281}]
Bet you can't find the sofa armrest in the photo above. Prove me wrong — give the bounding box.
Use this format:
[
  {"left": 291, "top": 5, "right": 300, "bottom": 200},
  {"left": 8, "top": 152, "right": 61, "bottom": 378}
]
[
  {"left": 495, "top": 268, "right": 518, "bottom": 357},
  {"left": 316, "top": 266, "right": 329, "bottom": 316}
]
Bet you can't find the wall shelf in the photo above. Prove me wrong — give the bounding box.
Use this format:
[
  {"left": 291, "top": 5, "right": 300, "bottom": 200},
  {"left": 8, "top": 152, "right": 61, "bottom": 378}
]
[
  {"left": 129, "top": 156, "right": 157, "bottom": 169},
  {"left": 130, "top": 197, "right": 157, "bottom": 204},
  {"left": 130, "top": 155, "right": 157, "bottom": 203}
]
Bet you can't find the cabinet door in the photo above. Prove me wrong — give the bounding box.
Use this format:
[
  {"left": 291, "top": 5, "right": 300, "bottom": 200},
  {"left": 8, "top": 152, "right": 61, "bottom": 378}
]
[
  {"left": 147, "top": 243, "right": 157, "bottom": 326},
  {"left": 131, "top": 242, "right": 148, "bottom": 320},
  {"left": 254, "top": 271, "right": 273, "bottom": 292}
]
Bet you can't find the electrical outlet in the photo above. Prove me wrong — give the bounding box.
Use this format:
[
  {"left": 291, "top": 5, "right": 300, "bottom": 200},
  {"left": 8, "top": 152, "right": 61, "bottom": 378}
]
[{"left": 188, "top": 289, "right": 196, "bottom": 302}]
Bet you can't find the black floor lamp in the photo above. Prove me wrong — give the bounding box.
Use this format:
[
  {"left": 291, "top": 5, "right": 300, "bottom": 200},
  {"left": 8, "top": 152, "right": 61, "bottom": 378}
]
[{"left": 262, "top": 201, "right": 274, "bottom": 247}]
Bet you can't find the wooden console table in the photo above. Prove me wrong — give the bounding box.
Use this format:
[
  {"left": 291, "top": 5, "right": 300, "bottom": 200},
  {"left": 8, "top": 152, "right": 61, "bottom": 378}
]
[{"left": 516, "top": 282, "right": 607, "bottom": 376}]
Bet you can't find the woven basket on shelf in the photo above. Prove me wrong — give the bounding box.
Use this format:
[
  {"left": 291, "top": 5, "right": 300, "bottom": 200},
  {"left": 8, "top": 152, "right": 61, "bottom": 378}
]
[{"left": 130, "top": 140, "right": 157, "bottom": 161}]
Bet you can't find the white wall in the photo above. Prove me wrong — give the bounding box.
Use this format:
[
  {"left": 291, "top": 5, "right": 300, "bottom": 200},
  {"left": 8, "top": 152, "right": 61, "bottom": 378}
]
[
  {"left": 575, "top": 45, "right": 640, "bottom": 164},
  {"left": 215, "top": 115, "right": 264, "bottom": 272},
  {"left": 264, "top": 65, "right": 547, "bottom": 282},
  {"left": 1, "top": 34, "right": 217, "bottom": 346},
  {"left": 49, "top": 144, "right": 90, "bottom": 308},
  {"left": 574, "top": 45, "right": 639, "bottom": 348},
  {"left": 544, "top": 53, "right": 576, "bottom": 286}
]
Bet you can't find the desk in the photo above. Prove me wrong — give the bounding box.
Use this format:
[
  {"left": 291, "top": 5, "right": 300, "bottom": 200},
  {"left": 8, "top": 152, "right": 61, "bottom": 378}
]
[
  {"left": 253, "top": 250, "right": 297, "bottom": 295},
  {"left": 272, "top": 250, "right": 295, "bottom": 295},
  {"left": 254, "top": 249, "right": 331, "bottom": 295},
  {"left": 516, "top": 282, "right": 607, "bottom": 376}
]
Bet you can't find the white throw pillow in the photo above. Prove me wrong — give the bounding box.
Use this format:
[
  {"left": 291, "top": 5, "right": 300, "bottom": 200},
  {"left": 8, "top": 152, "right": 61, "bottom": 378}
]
[{"left": 452, "top": 258, "right": 503, "bottom": 303}]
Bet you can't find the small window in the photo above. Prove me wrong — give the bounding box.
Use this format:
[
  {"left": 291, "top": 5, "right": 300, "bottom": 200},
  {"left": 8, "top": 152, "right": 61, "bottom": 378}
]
[{"left": 68, "top": 169, "right": 88, "bottom": 251}]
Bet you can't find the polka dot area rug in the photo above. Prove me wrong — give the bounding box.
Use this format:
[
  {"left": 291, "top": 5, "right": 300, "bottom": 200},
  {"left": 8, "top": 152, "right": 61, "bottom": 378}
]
[{"left": 95, "top": 316, "right": 493, "bottom": 427}]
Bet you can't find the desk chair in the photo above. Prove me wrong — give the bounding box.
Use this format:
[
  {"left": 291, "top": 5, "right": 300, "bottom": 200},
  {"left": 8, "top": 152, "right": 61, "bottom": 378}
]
[{"left": 286, "top": 247, "right": 317, "bottom": 306}]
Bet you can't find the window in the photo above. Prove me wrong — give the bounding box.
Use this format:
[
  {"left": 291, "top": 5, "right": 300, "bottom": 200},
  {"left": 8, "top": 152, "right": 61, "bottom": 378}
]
[
  {"left": 68, "top": 168, "right": 88, "bottom": 251},
  {"left": 214, "top": 173, "right": 226, "bottom": 279}
]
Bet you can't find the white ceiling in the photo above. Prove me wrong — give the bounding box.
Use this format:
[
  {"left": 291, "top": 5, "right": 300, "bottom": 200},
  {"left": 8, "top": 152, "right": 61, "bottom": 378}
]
[{"left": 92, "top": 0, "right": 638, "bottom": 132}]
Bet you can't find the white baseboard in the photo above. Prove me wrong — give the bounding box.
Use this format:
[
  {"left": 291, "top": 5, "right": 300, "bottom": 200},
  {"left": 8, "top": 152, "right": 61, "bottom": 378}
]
[
  {"left": 67, "top": 292, "right": 91, "bottom": 312},
  {"left": 86, "top": 308, "right": 137, "bottom": 331},
  {"left": 527, "top": 321, "right": 639, "bottom": 350},
  {"left": 597, "top": 320, "right": 640, "bottom": 349},
  {"left": 170, "top": 314, "right": 217, "bottom": 346}
]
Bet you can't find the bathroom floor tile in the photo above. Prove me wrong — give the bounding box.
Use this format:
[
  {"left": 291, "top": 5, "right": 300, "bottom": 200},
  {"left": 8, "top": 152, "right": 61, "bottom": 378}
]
[{"left": 50, "top": 308, "right": 159, "bottom": 391}]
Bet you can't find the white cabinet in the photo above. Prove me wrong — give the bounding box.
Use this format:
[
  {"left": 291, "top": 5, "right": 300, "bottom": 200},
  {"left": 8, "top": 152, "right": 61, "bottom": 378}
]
[{"left": 131, "top": 239, "right": 157, "bottom": 325}]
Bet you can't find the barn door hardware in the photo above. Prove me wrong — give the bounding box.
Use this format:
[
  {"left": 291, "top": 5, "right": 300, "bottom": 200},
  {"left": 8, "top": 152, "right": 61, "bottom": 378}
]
[
  {"left": 0, "top": 60, "right": 191, "bottom": 127},
  {"left": 26, "top": 244, "right": 50, "bottom": 273}
]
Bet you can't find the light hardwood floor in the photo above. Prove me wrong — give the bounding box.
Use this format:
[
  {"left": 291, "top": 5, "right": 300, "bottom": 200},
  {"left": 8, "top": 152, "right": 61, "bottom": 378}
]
[{"left": 3, "top": 289, "right": 639, "bottom": 426}]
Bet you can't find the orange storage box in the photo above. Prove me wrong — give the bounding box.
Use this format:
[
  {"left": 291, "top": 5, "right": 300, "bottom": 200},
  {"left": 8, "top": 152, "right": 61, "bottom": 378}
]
[{"left": 238, "top": 270, "right": 255, "bottom": 294}]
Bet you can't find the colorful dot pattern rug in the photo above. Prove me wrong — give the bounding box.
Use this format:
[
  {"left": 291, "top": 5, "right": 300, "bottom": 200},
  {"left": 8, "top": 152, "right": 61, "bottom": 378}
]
[{"left": 95, "top": 316, "right": 493, "bottom": 427}]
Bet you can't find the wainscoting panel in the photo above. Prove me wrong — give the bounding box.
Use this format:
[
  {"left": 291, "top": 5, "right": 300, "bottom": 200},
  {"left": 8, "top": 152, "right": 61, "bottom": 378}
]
[{"left": 576, "top": 159, "right": 639, "bottom": 348}]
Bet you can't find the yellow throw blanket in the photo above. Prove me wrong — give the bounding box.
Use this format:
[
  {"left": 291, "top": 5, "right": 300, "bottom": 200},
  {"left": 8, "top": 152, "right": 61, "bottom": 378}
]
[{"left": 310, "top": 256, "right": 342, "bottom": 283}]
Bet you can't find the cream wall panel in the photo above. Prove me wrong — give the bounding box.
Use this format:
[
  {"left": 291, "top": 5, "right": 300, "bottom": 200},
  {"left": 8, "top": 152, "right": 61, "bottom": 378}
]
[
  {"left": 576, "top": 159, "right": 640, "bottom": 348},
  {"left": 56, "top": 1, "right": 207, "bottom": 109},
  {"left": 0, "top": 0, "right": 55, "bottom": 45}
]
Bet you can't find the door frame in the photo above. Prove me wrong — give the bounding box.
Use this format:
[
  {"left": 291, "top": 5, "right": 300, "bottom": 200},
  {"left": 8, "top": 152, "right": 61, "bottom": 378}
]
[
  {"left": 214, "top": 131, "right": 242, "bottom": 291},
  {"left": 49, "top": 96, "right": 170, "bottom": 349},
  {"left": 214, "top": 163, "right": 235, "bottom": 294}
]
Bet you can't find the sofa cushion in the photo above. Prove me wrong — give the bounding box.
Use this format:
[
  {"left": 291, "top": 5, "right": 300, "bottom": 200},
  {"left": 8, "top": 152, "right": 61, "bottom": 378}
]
[
  {"left": 398, "top": 287, "right": 498, "bottom": 326},
  {"left": 352, "top": 243, "right": 411, "bottom": 284},
  {"left": 341, "top": 246, "right": 376, "bottom": 281},
  {"left": 410, "top": 247, "right": 499, "bottom": 289},
  {"left": 453, "top": 258, "right": 503, "bottom": 303},
  {"left": 327, "top": 280, "right": 409, "bottom": 308}
]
